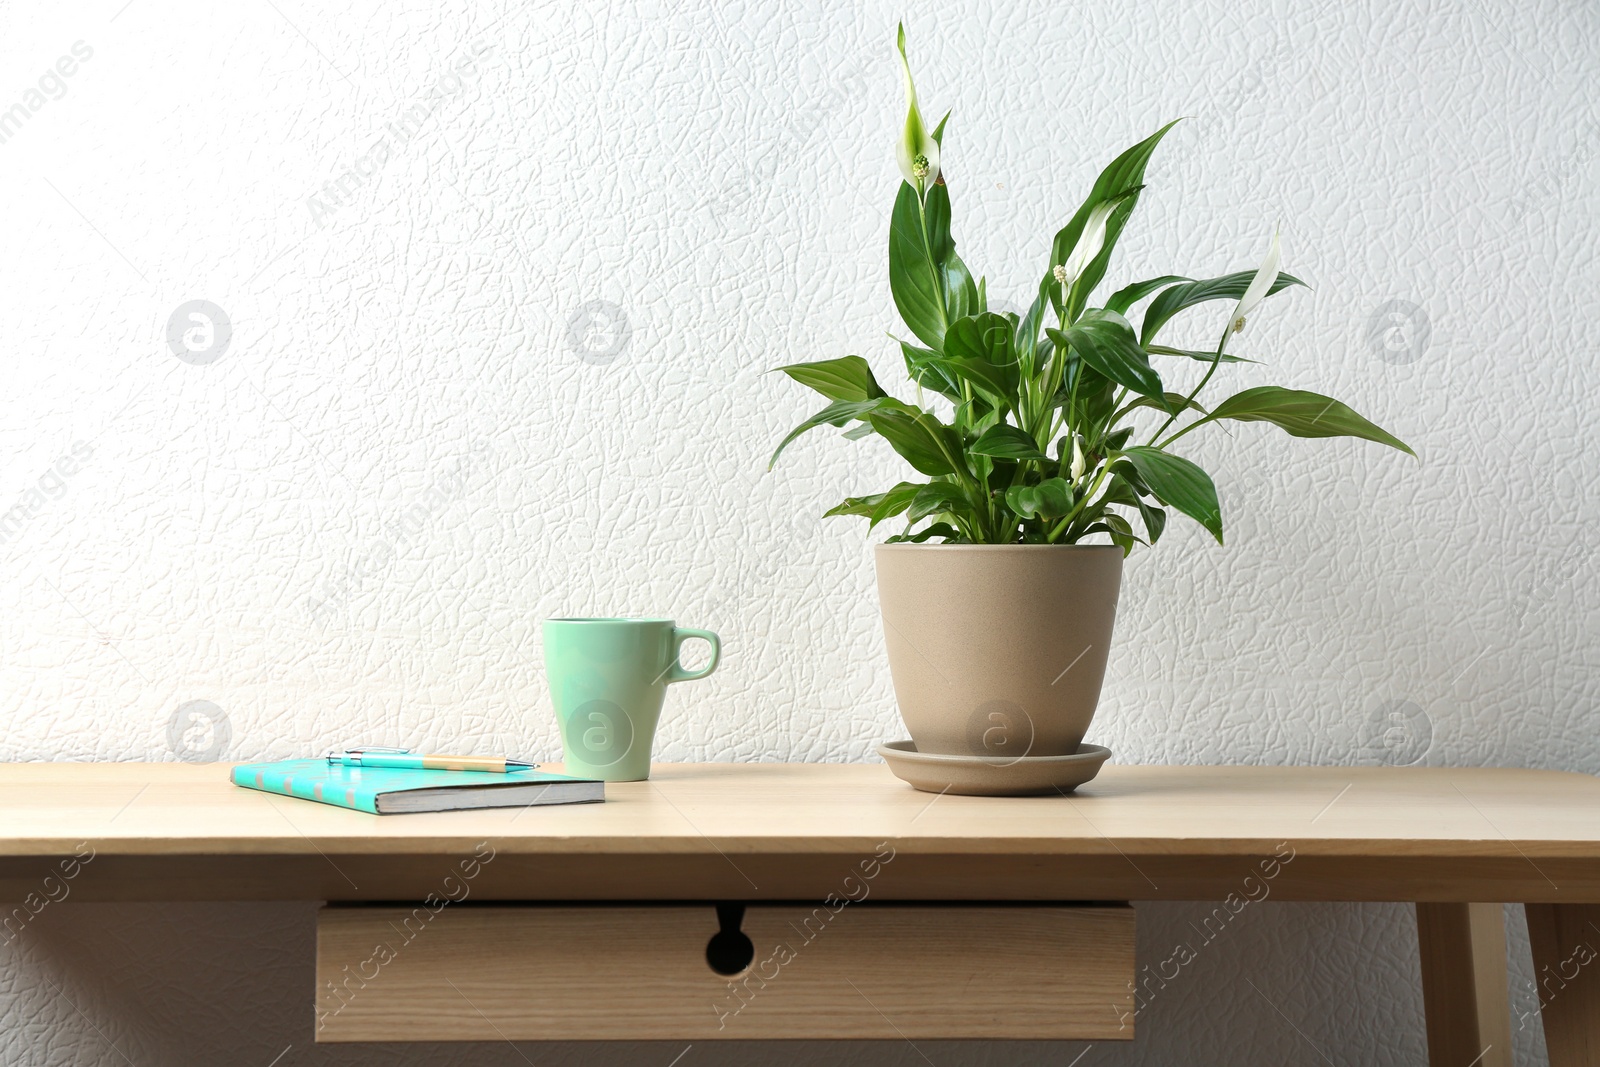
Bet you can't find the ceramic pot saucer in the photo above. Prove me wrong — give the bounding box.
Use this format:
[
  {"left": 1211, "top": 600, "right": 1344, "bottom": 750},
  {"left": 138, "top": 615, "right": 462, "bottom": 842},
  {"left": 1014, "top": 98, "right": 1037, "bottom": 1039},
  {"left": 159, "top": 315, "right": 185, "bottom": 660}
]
[{"left": 877, "top": 740, "right": 1111, "bottom": 796}]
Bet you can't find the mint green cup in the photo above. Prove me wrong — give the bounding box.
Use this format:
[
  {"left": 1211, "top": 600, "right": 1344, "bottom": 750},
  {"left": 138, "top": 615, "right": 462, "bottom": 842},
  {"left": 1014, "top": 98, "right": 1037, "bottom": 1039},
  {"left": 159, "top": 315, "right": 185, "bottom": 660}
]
[{"left": 542, "top": 618, "right": 721, "bottom": 782}]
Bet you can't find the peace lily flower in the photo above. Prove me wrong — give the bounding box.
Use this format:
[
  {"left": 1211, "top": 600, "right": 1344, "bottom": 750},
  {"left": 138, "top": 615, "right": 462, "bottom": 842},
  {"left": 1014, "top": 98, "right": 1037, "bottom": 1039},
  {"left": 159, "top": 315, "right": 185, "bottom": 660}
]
[
  {"left": 1230, "top": 228, "right": 1281, "bottom": 333},
  {"left": 1054, "top": 198, "right": 1122, "bottom": 298},
  {"left": 895, "top": 24, "right": 939, "bottom": 192},
  {"left": 1070, "top": 433, "right": 1087, "bottom": 482}
]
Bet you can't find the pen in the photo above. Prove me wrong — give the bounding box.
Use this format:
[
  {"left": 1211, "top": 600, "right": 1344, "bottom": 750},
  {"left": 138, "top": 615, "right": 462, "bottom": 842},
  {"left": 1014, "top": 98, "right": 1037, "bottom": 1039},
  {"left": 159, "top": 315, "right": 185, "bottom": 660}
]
[{"left": 326, "top": 748, "right": 539, "bottom": 773}]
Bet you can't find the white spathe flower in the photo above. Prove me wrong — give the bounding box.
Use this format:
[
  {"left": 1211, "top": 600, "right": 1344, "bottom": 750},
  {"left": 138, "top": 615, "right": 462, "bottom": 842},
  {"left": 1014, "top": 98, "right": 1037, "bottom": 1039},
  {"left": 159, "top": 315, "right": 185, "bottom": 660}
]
[
  {"left": 895, "top": 24, "right": 940, "bottom": 190},
  {"left": 1056, "top": 199, "right": 1121, "bottom": 291},
  {"left": 1230, "top": 229, "right": 1281, "bottom": 333},
  {"left": 1070, "top": 434, "right": 1086, "bottom": 482}
]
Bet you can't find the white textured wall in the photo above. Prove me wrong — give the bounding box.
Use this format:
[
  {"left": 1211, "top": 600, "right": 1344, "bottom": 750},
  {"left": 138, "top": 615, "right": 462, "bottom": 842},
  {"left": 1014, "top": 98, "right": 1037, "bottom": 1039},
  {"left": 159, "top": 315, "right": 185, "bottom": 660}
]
[{"left": 1, "top": 0, "right": 1595, "bottom": 1062}]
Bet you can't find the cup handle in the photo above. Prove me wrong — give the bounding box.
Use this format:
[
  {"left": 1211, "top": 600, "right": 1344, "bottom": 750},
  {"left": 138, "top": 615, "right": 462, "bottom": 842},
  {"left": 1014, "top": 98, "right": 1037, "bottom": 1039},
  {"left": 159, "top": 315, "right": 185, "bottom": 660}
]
[{"left": 666, "top": 628, "right": 721, "bottom": 683}]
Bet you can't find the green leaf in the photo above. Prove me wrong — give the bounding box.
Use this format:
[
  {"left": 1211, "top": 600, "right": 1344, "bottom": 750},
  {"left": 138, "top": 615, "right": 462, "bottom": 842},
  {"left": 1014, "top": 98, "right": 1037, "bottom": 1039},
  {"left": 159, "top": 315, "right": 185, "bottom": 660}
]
[
  {"left": 1045, "top": 120, "right": 1181, "bottom": 319},
  {"left": 1115, "top": 392, "right": 1206, "bottom": 422},
  {"left": 885, "top": 521, "right": 960, "bottom": 544},
  {"left": 1016, "top": 278, "right": 1050, "bottom": 367},
  {"left": 1070, "top": 370, "right": 1118, "bottom": 427},
  {"left": 1049, "top": 310, "right": 1165, "bottom": 404},
  {"left": 1185, "top": 386, "right": 1416, "bottom": 456},
  {"left": 868, "top": 482, "right": 923, "bottom": 525},
  {"left": 923, "top": 179, "right": 953, "bottom": 268},
  {"left": 1098, "top": 475, "right": 1138, "bottom": 508},
  {"left": 945, "top": 254, "right": 980, "bottom": 322},
  {"left": 823, "top": 482, "right": 922, "bottom": 527},
  {"left": 823, "top": 498, "right": 876, "bottom": 519},
  {"left": 777, "top": 355, "right": 886, "bottom": 402},
  {"left": 908, "top": 482, "right": 969, "bottom": 523},
  {"left": 769, "top": 398, "right": 883, "bottom": 469},
  {"left": 1140, "top": 271, "right": 1307, "bottom": 346},
  {"left": 1133, "top": 496, "right": 1166, "bottom": 544},
  {"left": 936, "top": 311, "right": 1022, "bottom": 407},
  {"left": 841, "top": 422, "right": 876, "bottom": 440},
  {"left": 1088, "top": 473, "right": 1164, "bottom": 543},
  {"left": 954, "top": 393, "right": 998, "bottom": 428},
  {"left": 1005, "top": 478, "right": 1074, "bottom": 519},
  {"left": 1147, "top": 344, "right": 1258, "bottom": 364},
  {"left": 1101, "top": 426, "right": 1134, "bottom": 453},
  {"left": 926, "top": 356, "right": 1017, "bottom": 408},
  {"left": 898, "top": 338, "right": 961, "bottom": 399},
  {"left": 1082, "top": 512, "right": 1141, "bottom": 554},
  {"left": 943, "top": 312, "right": 1016, "bottom": 367},
  {"left": 1112, "top": 446, "right": 1222, "bottom": 543},
  {"left": 868, "top": 407, "right": 963, "bottom": 477},
  {"left": 970, "top": 424, "right": 1047, "bottom": 460},
  {"left": 889, "top": 183, "right": 949, "bottom": 351},
  {"left": 1106, "top": 275, "right": 1190, "bottom": 316}
]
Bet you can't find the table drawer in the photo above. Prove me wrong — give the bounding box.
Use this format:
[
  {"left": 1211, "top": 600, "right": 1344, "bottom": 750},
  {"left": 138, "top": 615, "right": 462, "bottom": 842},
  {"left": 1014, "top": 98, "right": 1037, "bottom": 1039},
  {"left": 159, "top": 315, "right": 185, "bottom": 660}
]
[{"left": 316, "top": 902, "right": 1134, "bottom": 1041}]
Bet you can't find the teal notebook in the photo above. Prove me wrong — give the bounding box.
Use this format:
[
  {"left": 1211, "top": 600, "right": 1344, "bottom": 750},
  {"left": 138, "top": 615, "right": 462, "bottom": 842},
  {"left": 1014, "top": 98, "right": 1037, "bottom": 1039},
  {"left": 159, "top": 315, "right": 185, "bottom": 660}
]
[{"left": 231, "top": 759, "right": 604, "bottom": 814}]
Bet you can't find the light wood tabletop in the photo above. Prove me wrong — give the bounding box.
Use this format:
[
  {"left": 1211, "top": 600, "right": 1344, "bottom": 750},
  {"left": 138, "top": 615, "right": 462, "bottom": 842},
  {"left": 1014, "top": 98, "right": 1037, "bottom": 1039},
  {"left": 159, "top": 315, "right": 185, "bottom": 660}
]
[
  {"left": 9, "top": 760, "right": 1600, "bottom": 1062},
  {"left": 3, "top": 760, "right": 1598, "bottom": 902}
]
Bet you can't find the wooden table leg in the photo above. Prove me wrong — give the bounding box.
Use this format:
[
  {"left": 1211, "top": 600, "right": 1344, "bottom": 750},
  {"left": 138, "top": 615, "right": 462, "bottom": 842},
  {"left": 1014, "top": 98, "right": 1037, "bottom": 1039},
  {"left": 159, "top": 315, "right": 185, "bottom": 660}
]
[
  {"left": 1526, "top": 904, "right": 1600, "bottom": 1065},
  {"left": 1416, "top": 902, "right": 1512, "bottom": 1067}
]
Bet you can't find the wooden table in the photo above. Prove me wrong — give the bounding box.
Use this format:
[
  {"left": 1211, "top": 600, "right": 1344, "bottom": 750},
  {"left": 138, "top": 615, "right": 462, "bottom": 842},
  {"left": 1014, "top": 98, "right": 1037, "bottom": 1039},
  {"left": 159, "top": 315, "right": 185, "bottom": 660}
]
[{"left": 3, "top": 761, "right": 1599, "bottom": 1061}]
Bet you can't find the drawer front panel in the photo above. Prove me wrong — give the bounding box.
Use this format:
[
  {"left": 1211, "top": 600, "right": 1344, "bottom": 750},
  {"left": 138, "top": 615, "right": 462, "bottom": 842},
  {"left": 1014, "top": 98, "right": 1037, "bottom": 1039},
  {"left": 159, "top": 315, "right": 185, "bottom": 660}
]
[{"left": 316, "top": 902, "right": 1134, "bottom": 1041}]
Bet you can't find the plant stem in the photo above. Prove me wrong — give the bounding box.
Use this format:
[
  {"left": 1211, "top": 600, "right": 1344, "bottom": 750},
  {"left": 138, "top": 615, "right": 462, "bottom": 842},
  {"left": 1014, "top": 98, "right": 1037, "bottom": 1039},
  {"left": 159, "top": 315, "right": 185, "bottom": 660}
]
[
  {"left": 1156, "top": 420, "right": 1204, "bottom": 450},
  {"left": 1147, "top": 324, "right": 1232, "bottom": 445},
  {"left": 1046, "top": 462, "right": 1111, "bottom": 543},
  {"left": 1094, "top": 387, "right": 1127, "bottom": 452},
  {"left": 1064, "top": 362, "right": 1080, "bottom": 458}
]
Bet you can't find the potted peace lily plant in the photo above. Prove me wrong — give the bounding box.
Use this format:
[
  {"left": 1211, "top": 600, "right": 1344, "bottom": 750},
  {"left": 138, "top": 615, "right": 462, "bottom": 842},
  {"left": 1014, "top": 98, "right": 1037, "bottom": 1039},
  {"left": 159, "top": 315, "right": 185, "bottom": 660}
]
[{"left": 770, "top": 27, "right": 1414, "bottom": 794}]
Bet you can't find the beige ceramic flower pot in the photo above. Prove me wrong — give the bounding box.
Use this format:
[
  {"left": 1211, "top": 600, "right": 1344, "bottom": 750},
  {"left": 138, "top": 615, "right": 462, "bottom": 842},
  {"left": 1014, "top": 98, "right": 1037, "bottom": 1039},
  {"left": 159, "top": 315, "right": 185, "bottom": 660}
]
[{"left": 873, "top": 544, "right": 1123, "bottom": 759}]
